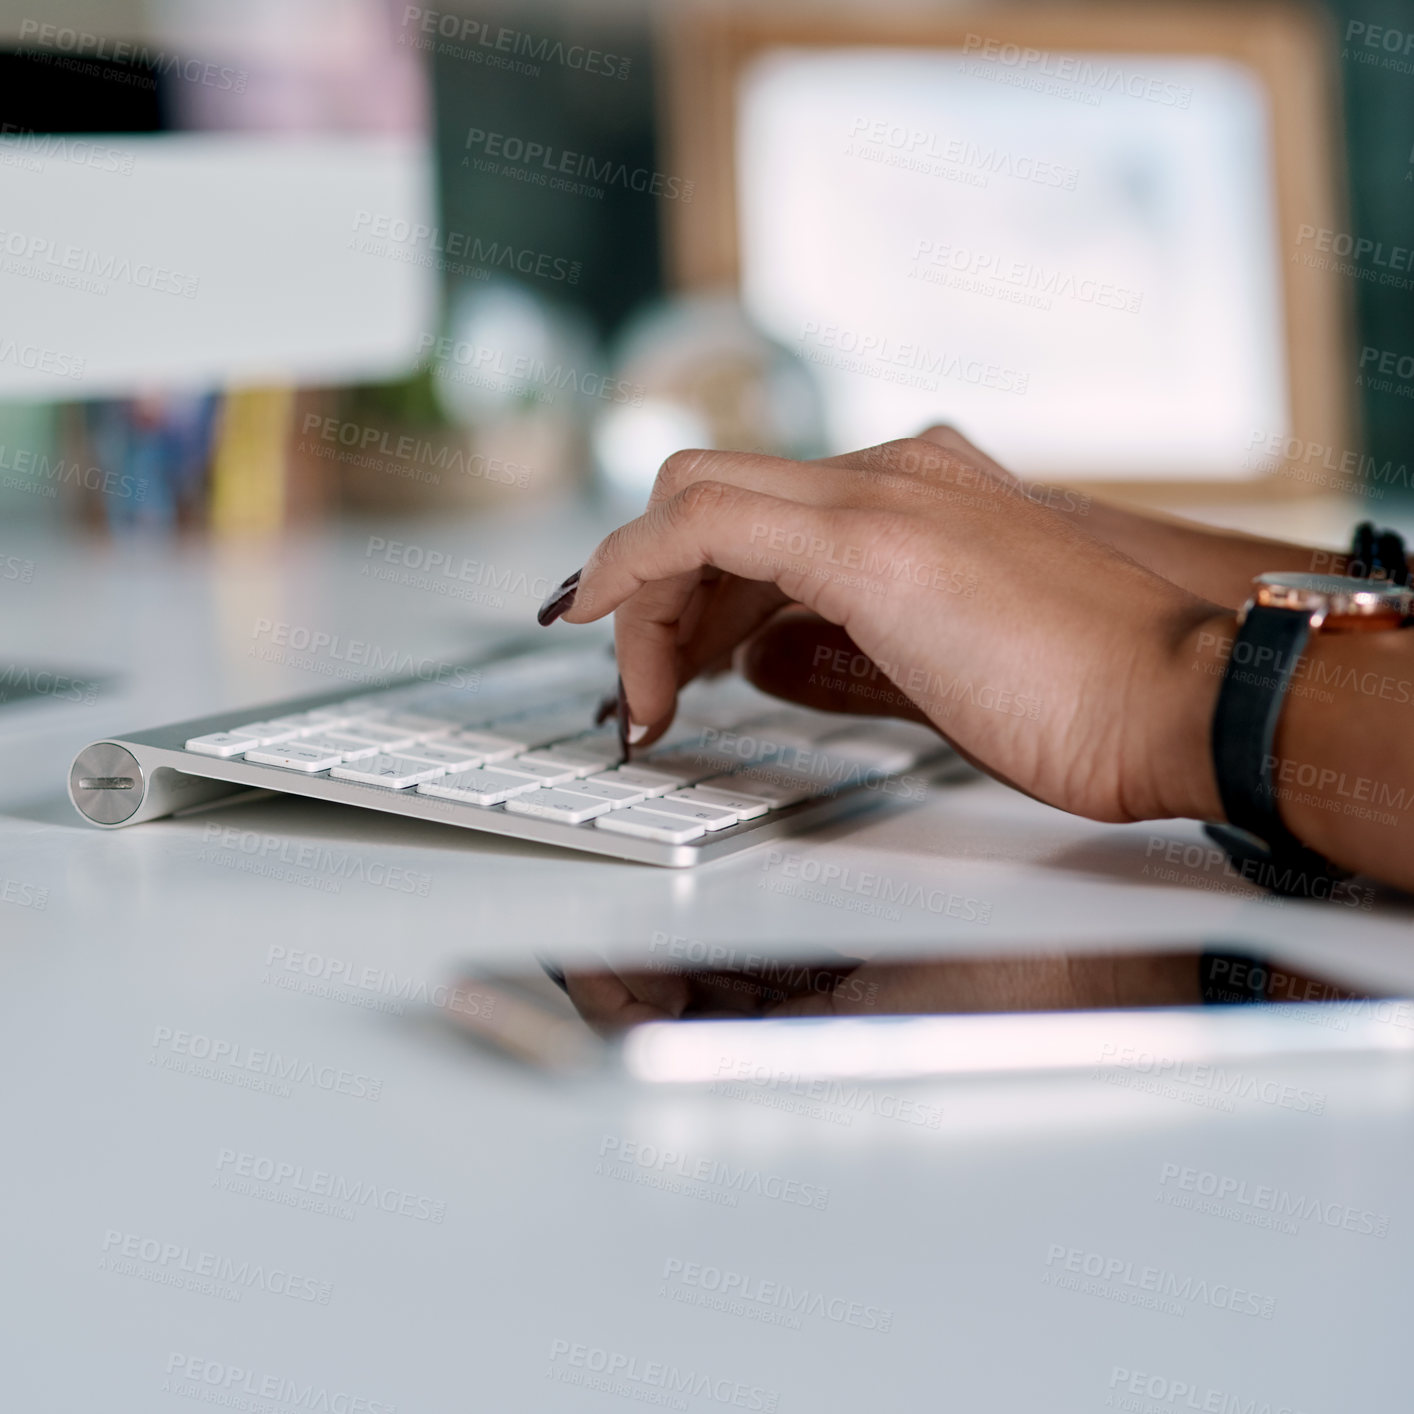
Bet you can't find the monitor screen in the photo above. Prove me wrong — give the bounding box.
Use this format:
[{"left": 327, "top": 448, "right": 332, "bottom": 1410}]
[
  {"left": 736, "top": 47, "right": 1289, "bottom": 481},
  {"left": 0, "top": 0, "right": 435, "bottom": 399}
]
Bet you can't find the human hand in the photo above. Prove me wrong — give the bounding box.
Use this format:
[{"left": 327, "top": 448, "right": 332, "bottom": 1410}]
[{"left": 548, "top": 428, "right": 1231, "bottom": 824}]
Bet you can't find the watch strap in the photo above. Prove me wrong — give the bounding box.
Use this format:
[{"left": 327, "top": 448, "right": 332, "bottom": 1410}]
[
  {"left": 1210, "top": 604, "right": 1311, "bottom": 849},
  {"left": 1206, "top": 605, "right": 1350, "bottom": 895}
]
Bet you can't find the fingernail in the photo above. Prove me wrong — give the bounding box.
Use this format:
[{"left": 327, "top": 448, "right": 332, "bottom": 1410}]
[
  {"left": 627, "top": 722, "right": 649, "bottom": 744},
  {"left": 536, "top": 569, "right": 581, "bottom": 627},
  {"left": 616, "top": 675, "right": 630, "bottom": 764},
  {"left": 593, "top": 693, "right": 616, "bottom": 727}
]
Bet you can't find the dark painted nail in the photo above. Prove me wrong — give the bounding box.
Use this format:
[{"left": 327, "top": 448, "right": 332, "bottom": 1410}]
[
  {"left": 593, "top": 693, "right": 617, "bottom": 727},
  {"left": 536, "top": 569, "right": 581, "bottom": 626},
  {"left": 616, "top": 675, "right": 630, "bottom": 764}
]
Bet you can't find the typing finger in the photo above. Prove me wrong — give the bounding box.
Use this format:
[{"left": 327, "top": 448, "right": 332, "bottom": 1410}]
[
  {"left": 615, "top": 574, "right": 789, "bottom": 744},
  {"left": 564, "top": 483, "right": 891, "bottom": 732}
]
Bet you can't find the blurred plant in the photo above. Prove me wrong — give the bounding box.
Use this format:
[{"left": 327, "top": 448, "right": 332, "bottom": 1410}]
[{"left": 340, "top": 361, "right": 447, "bottom": 430}]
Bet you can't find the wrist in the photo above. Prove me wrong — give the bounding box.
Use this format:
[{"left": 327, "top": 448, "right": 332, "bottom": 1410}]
[{"left": 1137, "top": 606, "right": 1234, "bottom": 822}]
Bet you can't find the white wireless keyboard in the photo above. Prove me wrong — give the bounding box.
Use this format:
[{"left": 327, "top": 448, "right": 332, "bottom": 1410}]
[{"left": 67, "top": 639, "right": 963, "bottom": 867}]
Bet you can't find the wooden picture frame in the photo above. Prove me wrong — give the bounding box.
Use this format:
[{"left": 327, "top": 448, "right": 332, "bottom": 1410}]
[{"left": 657, "top": 3, "right": 1353, "bottom": 503}]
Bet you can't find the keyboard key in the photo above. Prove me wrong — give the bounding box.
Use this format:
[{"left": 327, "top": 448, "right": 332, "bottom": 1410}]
[
  {"left": 304, "top": 707, "right": 356, "bottom": 724},
  {"left": 356, "top": 711, "right": 460, "bottom": 738},
  {"left": 590, "top": 767, "right": 677, "bottom": 797},
  {"left": 645, "top": 721, "right": 718, "bottom": 752},
  {"left": 819, "top": 719, "right": 942, "bottom": 766},
  {"left": 633, "top": 796, "right": 741, "bottom": 831},
  {"left": 811, "top": 732, "right": 920, "bottom": 774},
  {"left": 331, "top": 693, "right": 402, "bottom": 716},
  {"left": 464, "top": 727, "right": 540, "bottom": 756},
  {"left": 636, "top": 750, "right": 723, "bottom": 783},
  {"left": 417, "top": 768, "right": 542, "bottom": 805},
  {"left": 737, "top": 766, "right": 828, "bottom": 804},
  {"left": 327, "top": 722, "right": 420, "bottom": 750},
  {"left": 329, "top": 755, "right": 448, "bottom": 789},
  {"left": 701, "top": 769, "right": 819, "bottom": 807},
  {"left": 312, "top": 732, "right": 384, "bottom": 761},
  {"left": 678, "top": 785, "right": 771, "bottom": 819},
  {"left": 744, "top": 707, "right": 851, "bottom": 743},
  {"left": 504, "top": 789, "right": 615, "bottom": 824},
  {"left": 734, "top": 727, "right": 821, "bottom": 760},
  {"left": 245, "top": 743, "right": 346, "bottom": 772},
  {"left": 395, "top": 742, "right": 488, "bottom": 770},
  {"left": 594, "top": 808, "right": 706, "bottom": 844},
  {"left": 487, "top": 709, "right": 595, "bottom": 748},
  {"left": 514, "top": 748, "right": 605, "bottom": 778},
  {"left": 265, "top": 710, "right": 353, "bottom": 737},
  {"left": 556, "top": 732, "right": 625, "bottom": 763},
  {"left": 467, "top": 727, "right": 552, "bottom": 754},
  {"left": 229, "top": 720, "right": 301, "bottom": 745},
  {"left": 493, "top": 757, "right": 580, "bottom": 786},
  {"left": 605, "top": 763, "right": 701, "bottom": 792},
  {"left": 260, "top": 716, "right": 318, "bottom": 737},
  {"left": 297, "top": 735, "right": 366, "bottom": 757},
  {"left": 185, "top": 731, "right": 262, "bottom": 758},
  {"left": 398, "top": 685, "right": 489, "bottom": 714},
  {"left": 443, "top": 731, "right": 523, "bottom": 762},
  {"left": 674, "top": 680, "right": 776, "bottom": 730},
  {"left": 554, "top": 778, "right": 649, "bottom": 807}
]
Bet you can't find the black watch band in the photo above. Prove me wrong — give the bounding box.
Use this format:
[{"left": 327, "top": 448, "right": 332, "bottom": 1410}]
[{"left": 1203, "top": 604, "right": 1344, "bottom": 894}]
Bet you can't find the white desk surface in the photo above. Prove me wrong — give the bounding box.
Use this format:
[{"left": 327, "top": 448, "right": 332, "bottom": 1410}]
[{"left": 3, "top": 497, "right": 1411, "bottom": 1411}]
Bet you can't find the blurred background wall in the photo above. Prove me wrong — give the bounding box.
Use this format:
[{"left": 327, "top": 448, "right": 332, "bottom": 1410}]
[{"left": 0, "top": 0, "right": 1409, "bottom": 539}]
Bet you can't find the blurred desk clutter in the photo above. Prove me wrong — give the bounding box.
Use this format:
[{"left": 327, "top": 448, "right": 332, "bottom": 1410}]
[{"left": 0, "top": 288, "right": 825, "bottom": 534}]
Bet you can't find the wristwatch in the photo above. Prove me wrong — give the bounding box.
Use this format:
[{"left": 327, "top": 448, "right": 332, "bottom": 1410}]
[{"left": 1204, "top": 570, "right": 1413, "bottom": 895}]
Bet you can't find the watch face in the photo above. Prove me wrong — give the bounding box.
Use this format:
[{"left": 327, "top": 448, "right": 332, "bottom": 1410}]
[{"left": 1251, "top": 572, "right": 1412, "bottom": 628}]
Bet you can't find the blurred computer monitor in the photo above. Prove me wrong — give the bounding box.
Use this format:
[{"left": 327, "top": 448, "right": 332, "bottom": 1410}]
[
  {"left": 0, "top": 0, "right": 435, "bottom": 400},
  {"left": 663, "top": 4, "right": 1350, "bottom": 497}
]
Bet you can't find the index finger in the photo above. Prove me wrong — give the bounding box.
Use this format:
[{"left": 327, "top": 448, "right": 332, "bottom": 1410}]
[{"left": 564, "top": 480, "right": 889, "bottom": 732}]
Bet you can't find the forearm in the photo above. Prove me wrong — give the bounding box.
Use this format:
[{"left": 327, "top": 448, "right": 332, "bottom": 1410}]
[
  {"left": 1272, "top": 629, "right": 1414, "bottom": 888},
  {"left": 1044, "top": 492, "right": 1359, "bottom": 608}
]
